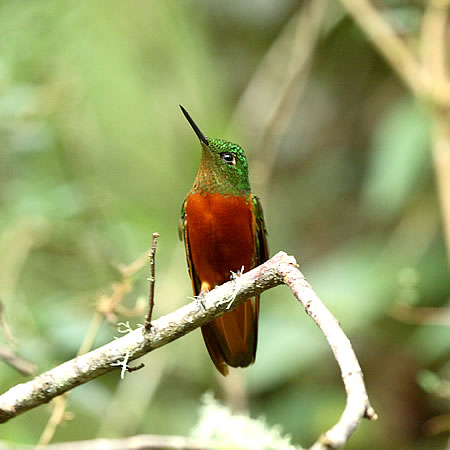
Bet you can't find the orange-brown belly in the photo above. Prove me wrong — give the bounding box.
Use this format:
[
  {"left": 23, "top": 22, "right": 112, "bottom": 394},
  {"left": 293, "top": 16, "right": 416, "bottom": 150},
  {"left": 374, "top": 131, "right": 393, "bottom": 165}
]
[{"left": 185, "top": 192, "right": 256, "bottom": 289}]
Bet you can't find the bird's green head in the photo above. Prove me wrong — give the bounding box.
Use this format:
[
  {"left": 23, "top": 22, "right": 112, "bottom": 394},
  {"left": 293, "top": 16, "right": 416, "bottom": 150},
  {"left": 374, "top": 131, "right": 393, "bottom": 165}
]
[{"left": 180, "top": 105, "right": 251, "bottom": 196}]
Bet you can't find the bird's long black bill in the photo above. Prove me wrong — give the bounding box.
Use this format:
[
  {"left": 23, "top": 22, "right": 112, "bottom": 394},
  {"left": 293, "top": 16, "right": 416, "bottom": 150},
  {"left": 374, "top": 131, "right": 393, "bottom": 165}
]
[{"left": 179, "top": 105, "right": 209, "bottom": 146}]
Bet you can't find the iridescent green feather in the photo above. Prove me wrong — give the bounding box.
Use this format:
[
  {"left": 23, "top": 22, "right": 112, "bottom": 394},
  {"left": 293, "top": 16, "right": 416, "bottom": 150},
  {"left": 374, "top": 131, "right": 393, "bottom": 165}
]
[
  {"left": 190, "top": 138, "right": 251, "bottom": 196},
  {"left": 252, "top": 195, "right": 269, "bottom": 266},
  {"left": 179, "top": 199, "right": 202, "bottom": 294}
]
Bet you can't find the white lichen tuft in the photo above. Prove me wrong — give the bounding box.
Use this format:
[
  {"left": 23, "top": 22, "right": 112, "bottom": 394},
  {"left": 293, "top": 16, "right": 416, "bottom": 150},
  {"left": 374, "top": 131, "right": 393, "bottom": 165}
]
[
  {"left": 191, "top": 393, "right": 302, "bottom": 450},
  {"left": 110, "top": 351, "right": 130, "bottom": 379},
  {"left": 117, "top": 321, "right": 133, "bottom": 334},
  {"left": 227, "top": 266, "right": 246, "bottom": 310}
]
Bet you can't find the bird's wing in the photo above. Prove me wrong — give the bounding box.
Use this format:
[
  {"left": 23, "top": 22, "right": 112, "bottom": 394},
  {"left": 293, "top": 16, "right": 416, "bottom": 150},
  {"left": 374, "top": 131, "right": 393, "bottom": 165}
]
[
  {"left": 252, "top": 194, "right": 269, "bottom": 266},
  {"left": 179, "top": 198, "right": 201, "bottom": 296},
  {"left": 249, "top": 194, "right": 269, "bottom": 352}
]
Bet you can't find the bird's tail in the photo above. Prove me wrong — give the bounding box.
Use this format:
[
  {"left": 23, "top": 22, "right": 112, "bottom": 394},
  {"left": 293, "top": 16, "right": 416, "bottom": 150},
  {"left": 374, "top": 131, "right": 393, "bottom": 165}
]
[{"left": 201, "top": 296, "right": 259, "bottom": 376}]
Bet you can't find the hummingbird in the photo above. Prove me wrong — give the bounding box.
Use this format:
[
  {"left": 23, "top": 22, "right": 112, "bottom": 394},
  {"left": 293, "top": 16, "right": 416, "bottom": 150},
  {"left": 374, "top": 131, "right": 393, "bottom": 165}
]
[{"left": 179, "top": 105, "right": 269, "bottom": 376}]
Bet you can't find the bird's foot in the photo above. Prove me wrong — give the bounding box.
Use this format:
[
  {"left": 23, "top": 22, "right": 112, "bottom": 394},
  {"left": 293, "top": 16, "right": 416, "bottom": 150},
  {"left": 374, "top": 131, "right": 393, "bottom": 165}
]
[
  {"left": 188, "top": 292, "right": 207, "bottom": 310},
  {"left": 230, "top": 266, "right": 245, "bottom": 280},
  {"left": 227, "top": 266, "right": 245, "bottom": 309}
]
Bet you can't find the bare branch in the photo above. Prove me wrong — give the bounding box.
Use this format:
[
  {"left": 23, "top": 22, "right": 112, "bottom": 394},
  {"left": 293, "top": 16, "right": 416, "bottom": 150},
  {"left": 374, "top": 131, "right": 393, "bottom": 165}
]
[
  {"left": 0, "top": 252, "right": 376, "bottom": 449},
  {"left": 431, "top": 108, "right": 450, "bottom": 262},
  {"left": 145, "top": 232, "right": 160, "bottom": 331},
  {"left": 278, "top": 264, "right": 378, "bottom": 449},
  {"left": 337, "top": 0, "right": 425, "bottom": 98},
  {"left": 0, "top": 346, "right": 36, "bottom": 377},
  {"left": 229, "top": 0, "right": 326, "bottom": 199},
  {"left": 339, "top": 0, "right": 450, "bottom": 262},
  {"left": 391, "top": 303, "right": 450, "bottom": 326},
  {"left": 420, "top": 0, "right": 450, "bottom": 93},
  {"left": 38, "top": 248, "right": 154, "bottom": 446},
  {"left": 37, "top": 395, "right": 71, "bottom": 448},
  {"left": 255, "top": 0, "right": 326, "bottom": 194},
  {"left": 0, "top": 300, "right": 16, "bottom": 348}
]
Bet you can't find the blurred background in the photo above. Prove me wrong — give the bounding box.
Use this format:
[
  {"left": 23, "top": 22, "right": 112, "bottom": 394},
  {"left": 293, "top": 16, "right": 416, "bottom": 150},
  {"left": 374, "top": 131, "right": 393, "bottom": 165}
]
[{"left": 0, "top": 0, "right": 449, "bottom": 448}]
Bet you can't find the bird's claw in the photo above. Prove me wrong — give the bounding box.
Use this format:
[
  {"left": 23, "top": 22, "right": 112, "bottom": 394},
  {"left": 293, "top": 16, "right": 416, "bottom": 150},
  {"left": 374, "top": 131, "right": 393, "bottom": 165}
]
[
  {"left": 227, "top": 266, "right": 245, "bottom": 309},
  {"left": 188, "top": 293, "right": 207, "bottom": 310}
]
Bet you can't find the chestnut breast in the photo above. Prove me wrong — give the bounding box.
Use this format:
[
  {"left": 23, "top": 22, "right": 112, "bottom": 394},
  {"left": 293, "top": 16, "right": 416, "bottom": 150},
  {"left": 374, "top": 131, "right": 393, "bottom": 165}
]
[{"left": 185, "top": 192, "right": 256, "bottom": 288}]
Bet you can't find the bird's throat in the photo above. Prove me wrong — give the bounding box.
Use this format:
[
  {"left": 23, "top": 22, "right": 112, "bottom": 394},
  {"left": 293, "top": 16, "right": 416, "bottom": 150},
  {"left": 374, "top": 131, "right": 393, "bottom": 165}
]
[{"left": 191, "top": 149, "right": 250, "bottom": 196}]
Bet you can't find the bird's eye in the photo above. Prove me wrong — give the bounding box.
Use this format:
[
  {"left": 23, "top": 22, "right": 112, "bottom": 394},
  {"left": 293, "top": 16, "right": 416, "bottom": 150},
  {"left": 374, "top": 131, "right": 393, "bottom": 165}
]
[{"left": 221, "top": 152, "right": 236, "bottom": 165}]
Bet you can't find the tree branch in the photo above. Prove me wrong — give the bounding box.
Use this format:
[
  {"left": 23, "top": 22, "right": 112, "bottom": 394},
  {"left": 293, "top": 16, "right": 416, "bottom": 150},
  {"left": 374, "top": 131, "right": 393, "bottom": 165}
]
[
  {"left": 338, "top": 0, "right": 450, "bottom": 262},
  {"left": 337, "top": 0, "right": 425, "bottom": 99},
  {"left": 0, "top": 252, "right": 376, "bottom": 449},
  {"left": 144, "top": 232, "right": 160, "bottom": 331}
]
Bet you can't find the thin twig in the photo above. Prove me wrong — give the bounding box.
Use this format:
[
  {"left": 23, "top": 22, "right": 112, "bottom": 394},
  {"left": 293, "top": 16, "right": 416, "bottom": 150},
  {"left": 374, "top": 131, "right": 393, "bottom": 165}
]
[
  {"left": 420, "top": 0, "right": 450, "bottom": 105},
  {"left": 0, "top": 346, "right": 36, "bottom": 376},
  {"left": 0, "top": 299, "right": 16, "bottom": 347},
  {"left": 254, "top": 0, "right": 326, "bottom": 196},
  {"left": 391, "top": 303, "right": 450, "bottom": 326},
  {"left": 229, "top": 0, "right": 326, "bottom": 198},
  {"left": 145, "top": 232, "right": 160, "bottom": 332},
  {"left": 276, "top": 264, "right": 378, "bottom": 450},
  {"left": 337, "top": 0, "right": 425, "bottom": 98},
  {"left": 37, "top": 248, "right": 153, "bottom": 446},
  {"left": 0, "top": 251, "right": 376, "bottom": 449},
  {"left": 126, "top": 362, "right": 145, "bottom": 373},
  {"left": 0, "top": 295, "right": 34, "bottom": 378},
  {"left": 338, "top": 0, "right": 450, "bottom": 262},
  {"left": 423, "top": 412, "right": 450, "bottom": 436},
  {"left": 37, "top": 312, "right": 103, "bottom": 447},
  {"left": 37, "top": 395, "right": 71, "bottom": 448},
  {"left": 431, "top": 107, "right": 450, "bottom": 262},
  {"left": 77, "top": 311, "right": 104, "bottom": 357},
  {"left": 421, "top": 0, "right": 449, "bottom": 89}
]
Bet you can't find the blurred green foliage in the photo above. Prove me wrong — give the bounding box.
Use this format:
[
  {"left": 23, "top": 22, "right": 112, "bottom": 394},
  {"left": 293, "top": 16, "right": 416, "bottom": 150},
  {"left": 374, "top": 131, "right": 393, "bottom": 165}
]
[{"left": 0, "top": 1, "right": 448, "bottom": 448}]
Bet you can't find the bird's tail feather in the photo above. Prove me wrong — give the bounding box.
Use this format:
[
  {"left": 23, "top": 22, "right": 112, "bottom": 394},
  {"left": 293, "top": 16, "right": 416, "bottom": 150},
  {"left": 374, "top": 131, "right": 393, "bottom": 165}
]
[{"left": 201, "top": 297, "right": 259, "bottom": 376}]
